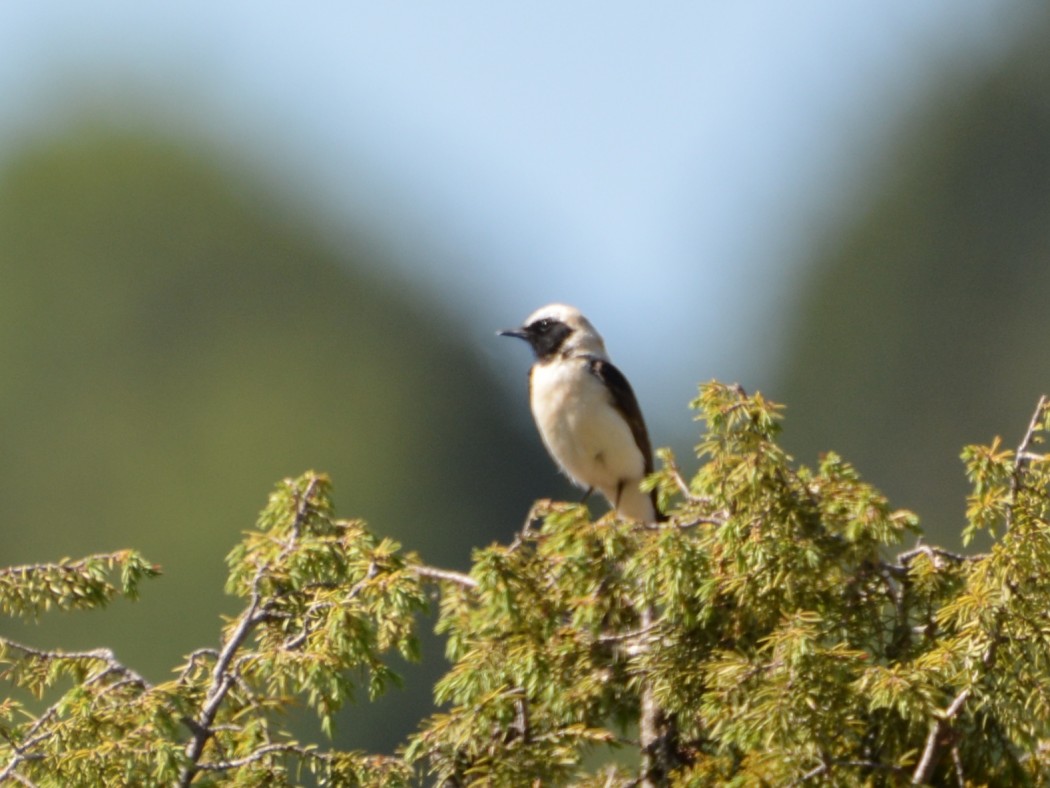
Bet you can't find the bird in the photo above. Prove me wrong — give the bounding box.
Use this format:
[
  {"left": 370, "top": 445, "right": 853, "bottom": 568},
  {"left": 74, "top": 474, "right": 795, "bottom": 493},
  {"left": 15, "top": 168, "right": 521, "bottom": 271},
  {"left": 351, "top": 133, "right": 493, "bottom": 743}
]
[{"left": 500, "top": 303, "right": 663, "bottom": 523}]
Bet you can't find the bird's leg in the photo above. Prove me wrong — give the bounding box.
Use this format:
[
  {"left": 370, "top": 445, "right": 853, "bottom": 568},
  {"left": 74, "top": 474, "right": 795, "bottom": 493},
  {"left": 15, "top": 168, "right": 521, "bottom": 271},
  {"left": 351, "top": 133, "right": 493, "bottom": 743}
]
[
  {"left": 615, "top": 480, "right": 625, "bottom": 509},
  {"left": 579, "top": 487, "right": 594, "bottom": 504}
]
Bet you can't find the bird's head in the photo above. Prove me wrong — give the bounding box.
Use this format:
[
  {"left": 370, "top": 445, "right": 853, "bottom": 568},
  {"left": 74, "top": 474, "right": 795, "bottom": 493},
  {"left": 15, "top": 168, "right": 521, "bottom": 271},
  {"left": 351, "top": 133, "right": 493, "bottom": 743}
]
[{"left": 499, "top": 303, "right": 608, "bottom": 361}]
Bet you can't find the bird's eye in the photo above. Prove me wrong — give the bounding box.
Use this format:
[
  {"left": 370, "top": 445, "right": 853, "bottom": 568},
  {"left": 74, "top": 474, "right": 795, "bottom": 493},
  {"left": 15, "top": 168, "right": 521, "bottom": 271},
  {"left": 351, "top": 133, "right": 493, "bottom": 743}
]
[{"left": 534, "top": 319, "right": 552, "bottom": 333}]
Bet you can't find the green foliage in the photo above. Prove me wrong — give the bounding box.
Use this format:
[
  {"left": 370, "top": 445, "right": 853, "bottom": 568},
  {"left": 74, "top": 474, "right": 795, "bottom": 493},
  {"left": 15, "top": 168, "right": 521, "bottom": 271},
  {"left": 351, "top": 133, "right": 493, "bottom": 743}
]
[
  {"left": 0, "top": 385, "right": 1048, "bottom": 785},
  {"left": 0, "top": 473, "right": 424, "bottom": 785},
  {"left": 0, "top": 551, "right": 158, "bottom": 620}
]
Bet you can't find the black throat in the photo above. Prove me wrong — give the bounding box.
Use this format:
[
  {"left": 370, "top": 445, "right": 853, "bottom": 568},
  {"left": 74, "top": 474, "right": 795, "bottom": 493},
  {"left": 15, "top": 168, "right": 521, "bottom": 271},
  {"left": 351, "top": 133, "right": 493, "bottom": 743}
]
[{"left": 526, "top": 320, "right": 572, "bottom": 361}]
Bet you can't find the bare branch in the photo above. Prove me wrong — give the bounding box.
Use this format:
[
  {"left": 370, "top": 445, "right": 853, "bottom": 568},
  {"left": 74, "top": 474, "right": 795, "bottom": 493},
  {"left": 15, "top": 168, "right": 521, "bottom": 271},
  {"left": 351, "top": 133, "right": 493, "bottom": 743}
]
[
  {"left": 596, "top": 621, "right": 661, "bottom": 646},
  {"left": 883, "top": 544, "right": 984, "bottom": 577},
  {"left": 177, "top": 592, "right": 262, "bottom": 786},
  {"left": 912, "top": 619, "right": 1000, "bottom": 784},
  {"left": 898, "top": 545, "right": 969, "bottom": 566},
  {"left": 641, "top": 512, "right": 727, "bottom": 532},
  {"left": 194, "top": 740, "right": 405, "bottom": 779},
  {"left": 194, "top": 742, "right": 328, "bottom": 772},
  {"left": 0, "top": 638, "right": 149, "bottom": 690},
  {"left": 1006, "top": 395, "right": 1048, "bottom": 532},
  {"left": 409, "top": 563, "right": 478, "bottom": 590},
  {"left": 913, "top": 691, "right": 967, "bottom": 785},
  {"left": 795, "top": 759, "right": 908, "bottom": 785},
  {"left": 177, "top": 475, "right": 321, "bottom": 788},
  {"left": 0, "top": 761, "right": 41, "bottom": 788},
  {"left": 951, "top": 745, "right": 966, "bottom": 787},
  {"left": 0, "top": 732, "right": 46, "bottom": 786},
  {"left": 908, "top": 400, "right": 1049, "bottom": 784},
  {"left": 177, "top": 649, "right": 220, "bottom": 682},
  {"left": 0, "top": 643, "right": 135, "bottom": 788},
  {"left": 659, "top": 451, "right": 708, "bottom": 506},
  {"left": 508, "top": 500, "right": 550, "bottom": 552}
]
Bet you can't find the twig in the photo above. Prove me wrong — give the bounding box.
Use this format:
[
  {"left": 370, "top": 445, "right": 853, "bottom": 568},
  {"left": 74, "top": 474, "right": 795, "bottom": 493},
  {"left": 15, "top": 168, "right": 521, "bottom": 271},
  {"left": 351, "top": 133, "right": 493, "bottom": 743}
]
[
  {"left": 279, "top": 563, "right": 379, "bottom": 652},
  {"left": 0, "top": 766, "right": 40, "bottom": 788},
  {"left": 795, "top": 759, "right": 908, "bottom": 785},
  {"left": 409, "top": 564, "right": 478, "bottom": 590},
  {"left": 897, "top": 545, "right": 970, "bottom": 566},
  {"left": 912, "top": 619, "right": 1000, "bottom": 784},
  {"left": 910, "top": 400, "right": 1047, "bottom": 784},
  {"left": 194, "top": 742, "right": 332, "bottom": 772},
  {"left": 177, "top": 649, "right": 220, "bottom": 682},
  {"left": 177, "top": 592, "right": 264, "bottom": 786},
  {"left": 508, "top": 500, "right": 549, "bottom": 552},
  {"left": 0, "top": 552, "right": 134, "bottom": 581},
  {"left": 0, "top": 639, "right": 147, "bottom": 788},
  {"left": 596, "top": 622, "right": 661, "bottom": 645},
  {"left": 642, "top": 513, "right": 727, "bottom": 532},
  {"left": 950, "top": 745, "right": 965, "bottom": 787},
  {"left": 0, "top": 638, "right": 149, "bottom": 689},
  {"left": 883, "top": 544, "right": 983, "bottom": 577},
  {"left": 912, "top": 689, "right": 969, "bottom": 785},
  {"left": 660, "top": 453, "right": 704, "bottom": 505},
  {"left": 797, "top": 762, "right": 827, "bottom": 782},
  {"left": 177, "top": 476, "right": 320, "bottom": 787},
  {"left": 0, "top": 718, "right": 49, "bottom": 786},
  {"left": 511, "top": 689, "right": 530, "bottom": 744},
  {"left": 1006, "top": 395, "right": 1048, "bottom": 532},
  {"left": 196, "top": 739, "right": 401, "bottom": 777}
]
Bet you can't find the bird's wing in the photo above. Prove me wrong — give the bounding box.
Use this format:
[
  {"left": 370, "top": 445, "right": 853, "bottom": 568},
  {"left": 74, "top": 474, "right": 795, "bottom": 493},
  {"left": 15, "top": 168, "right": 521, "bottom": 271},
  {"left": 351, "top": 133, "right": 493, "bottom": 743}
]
[{"left": 585, "top": 357, "right": 654, "bottom": 475}]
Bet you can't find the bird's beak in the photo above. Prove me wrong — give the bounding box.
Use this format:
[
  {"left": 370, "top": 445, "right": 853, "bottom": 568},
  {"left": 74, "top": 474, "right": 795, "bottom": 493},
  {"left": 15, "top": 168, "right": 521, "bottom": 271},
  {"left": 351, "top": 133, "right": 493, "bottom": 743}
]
[{"left": 498, "top": 328, "right": 528, "bottom": 340}]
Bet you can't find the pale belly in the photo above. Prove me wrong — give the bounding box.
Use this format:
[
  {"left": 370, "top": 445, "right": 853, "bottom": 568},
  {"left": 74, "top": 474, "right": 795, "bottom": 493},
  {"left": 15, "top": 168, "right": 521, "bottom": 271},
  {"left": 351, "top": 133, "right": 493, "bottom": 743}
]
[{"left": 529, "top": 360, "right": 647, "bottom": 503}]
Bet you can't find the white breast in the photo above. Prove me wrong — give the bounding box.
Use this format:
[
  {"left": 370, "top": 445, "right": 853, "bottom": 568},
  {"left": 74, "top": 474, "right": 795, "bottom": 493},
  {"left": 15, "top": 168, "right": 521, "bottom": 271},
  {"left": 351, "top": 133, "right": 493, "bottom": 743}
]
[{"left": 529, "top": 358, "right": 651, "bottom": 520}]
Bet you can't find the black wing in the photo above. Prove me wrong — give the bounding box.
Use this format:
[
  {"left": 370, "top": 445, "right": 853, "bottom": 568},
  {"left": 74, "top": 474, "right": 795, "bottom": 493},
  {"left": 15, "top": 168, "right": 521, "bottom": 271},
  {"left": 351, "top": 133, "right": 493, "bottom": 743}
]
[{"left": 586, "top": 357, "right": 654, "bottom": 475}]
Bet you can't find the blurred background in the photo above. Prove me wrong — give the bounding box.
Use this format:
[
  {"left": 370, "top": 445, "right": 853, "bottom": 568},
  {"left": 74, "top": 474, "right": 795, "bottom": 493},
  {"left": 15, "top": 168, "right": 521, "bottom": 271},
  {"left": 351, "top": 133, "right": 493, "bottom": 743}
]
[{"left": 1, "top": 1, "right": 1047, "bottom": 755}]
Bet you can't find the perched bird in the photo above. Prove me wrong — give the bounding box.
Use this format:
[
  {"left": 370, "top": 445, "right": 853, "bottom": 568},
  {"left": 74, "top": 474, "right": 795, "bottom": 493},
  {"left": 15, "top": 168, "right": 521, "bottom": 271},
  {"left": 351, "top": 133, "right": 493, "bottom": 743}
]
[{"left": 500, "top": 303, "right": 663, "bottom": 523}]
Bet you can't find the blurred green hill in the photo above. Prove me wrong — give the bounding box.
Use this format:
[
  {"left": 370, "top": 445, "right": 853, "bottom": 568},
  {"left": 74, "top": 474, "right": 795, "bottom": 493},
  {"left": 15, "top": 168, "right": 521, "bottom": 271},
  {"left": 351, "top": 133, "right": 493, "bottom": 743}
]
[
  {"left": 778, "top": 10, "right": 1050, "bottom": 547},
  {"left": 0, "top": 124, "right": 551, "bottom": 752}
]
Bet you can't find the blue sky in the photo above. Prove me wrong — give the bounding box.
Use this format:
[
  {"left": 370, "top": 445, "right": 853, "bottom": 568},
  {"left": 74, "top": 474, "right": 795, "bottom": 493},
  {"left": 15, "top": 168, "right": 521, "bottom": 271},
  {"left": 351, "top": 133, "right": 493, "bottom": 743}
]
[{"left": 0, "top": 2, "right": 1030, "bottom": 428}]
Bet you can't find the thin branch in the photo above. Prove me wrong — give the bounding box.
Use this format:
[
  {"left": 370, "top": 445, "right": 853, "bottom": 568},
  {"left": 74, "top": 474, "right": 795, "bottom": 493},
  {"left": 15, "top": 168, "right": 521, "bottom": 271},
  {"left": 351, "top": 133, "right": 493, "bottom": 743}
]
[
  {"left": 1006, "top": 395, "right": 1048, "bottom": 532},
  {"left": 7, "top": 710, "right": 58, "bottom": 756},
  {"left": 196, "top": 739, "right": 404, "bottom": 778},
  {"left": 596, "top": 622, "right": 661, "bottom": 645},
  {"left": 912, "top": 616, "right": 1000, "bottom": 784},
  {"left": 194, "top": 742, "right": 330, "bottom": 772},
  {"left": 509, "top": 688, "right": 530, "bottom": 745},
  {"left": 0, "top": 765, "right": 40, "bottom": 788},
  {"left": 0, "top": 638, "right": 149, "bottom": 689},
  {"left": 278, "top": 563, "right": 379, "bottom": 653},
  {"left": 0, "top": 668, "right": 79, "bottom": 786},
  {"left": 409, "top": 563, "right": 478, "bottom": 590},
  {"left": 913, "top": 691, "right": 968, "bottom": 785},
  {"left": 508, "top": 500, "right": 550, "bottom": 552},
  {"left": 0, "top": 552, "right": 135, "bottom": 581},
  {"left": 910, "top": 400, "right": 1047, "bottom": 785},
  {"left": 177, "top": 475, "right": 320, "bottom": 788},
  {"left": 660, "top": 452, "right": 707, "bottom": 506},
  {"left": 641, "top": 513, "right": 727, "bottom": 531},
  {"left": 177, "top": 649, "right": 220, "bottom": 682},
  {"left": 797, "top": 762, "right": 827, "bottom": 782},
  {"left": 796, "top": 759, "right": 908, "bottom": 785},
  {"left": 951, "top": 745, "right": 966, "bottom": 787},
  {"left": 0, "top": 733, "right": 46, "bottom": 785},
  {"left": 177, "top": 590, "right": 263, "bottom": 786},
  {"left": 883, "top": 544, "right": 984, "bottom": 577}
]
